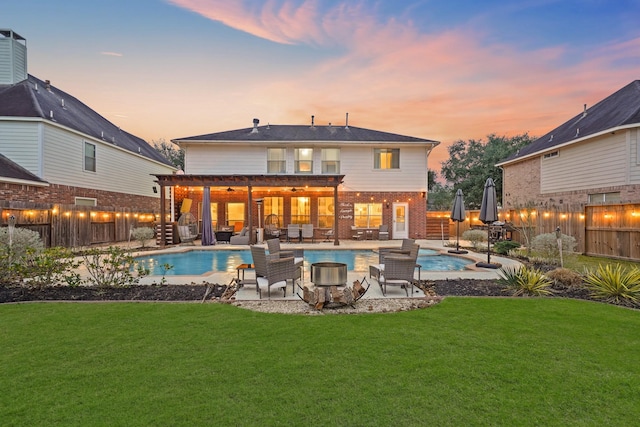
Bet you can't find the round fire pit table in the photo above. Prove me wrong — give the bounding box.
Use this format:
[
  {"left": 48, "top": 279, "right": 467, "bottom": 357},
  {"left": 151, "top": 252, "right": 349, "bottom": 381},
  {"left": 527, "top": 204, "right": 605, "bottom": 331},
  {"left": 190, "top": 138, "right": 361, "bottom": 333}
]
[{"left": 310, "top": 262, "right": 347, "bottom": 287}]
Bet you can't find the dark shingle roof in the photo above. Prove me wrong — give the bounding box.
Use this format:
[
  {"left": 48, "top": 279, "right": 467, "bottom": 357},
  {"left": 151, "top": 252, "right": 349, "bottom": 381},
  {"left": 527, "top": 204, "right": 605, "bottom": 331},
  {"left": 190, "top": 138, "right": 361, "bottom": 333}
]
[
  {"left": 0, "top": 152, "right": 47, "bottom": 183},
  {"left": 0, "top": 75, "right": 173, "bottom": 166},
  {"left": 173, "top": 124, "right": 439, "bottom": 144},
  {"left": 500, "top": 80, "right": 640, "bottom": 164}
]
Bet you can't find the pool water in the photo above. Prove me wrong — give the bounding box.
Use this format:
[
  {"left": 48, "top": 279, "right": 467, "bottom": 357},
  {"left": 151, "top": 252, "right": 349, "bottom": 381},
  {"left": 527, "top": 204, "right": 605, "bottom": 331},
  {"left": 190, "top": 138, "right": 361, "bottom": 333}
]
[{"left": 135, "top": 249, "right": 472, "bottom": 276}]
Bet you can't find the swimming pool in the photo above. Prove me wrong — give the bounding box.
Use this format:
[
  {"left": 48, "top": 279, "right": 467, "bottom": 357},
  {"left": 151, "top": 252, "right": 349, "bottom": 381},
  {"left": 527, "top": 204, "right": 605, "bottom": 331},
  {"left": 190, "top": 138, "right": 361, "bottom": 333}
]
[{"left": 135, "top": 249, "right": 472, "bottom": 276}]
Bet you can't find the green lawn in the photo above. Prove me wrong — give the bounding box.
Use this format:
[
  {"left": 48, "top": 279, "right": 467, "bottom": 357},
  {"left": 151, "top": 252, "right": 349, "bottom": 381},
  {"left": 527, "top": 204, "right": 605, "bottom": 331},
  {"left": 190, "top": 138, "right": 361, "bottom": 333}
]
[{"left": 1, "top": 299, "right": 639, "bottom": 426}]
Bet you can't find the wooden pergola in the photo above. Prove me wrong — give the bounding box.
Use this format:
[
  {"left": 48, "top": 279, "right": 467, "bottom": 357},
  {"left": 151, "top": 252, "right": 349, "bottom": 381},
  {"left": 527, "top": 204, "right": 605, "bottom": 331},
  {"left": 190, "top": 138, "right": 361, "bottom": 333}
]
[{"left": 153, "top": 174, "right": 345, "bottom": 247}]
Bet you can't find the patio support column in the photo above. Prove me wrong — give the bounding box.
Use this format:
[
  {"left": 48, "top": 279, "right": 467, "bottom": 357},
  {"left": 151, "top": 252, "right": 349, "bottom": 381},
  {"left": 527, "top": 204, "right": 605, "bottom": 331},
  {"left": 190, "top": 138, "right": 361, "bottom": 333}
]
[
  {"left": 247, "top": 184, "right": 253, "bottom": 244},
  {"left": 333, "top": 184, "right": 340, "bottom": 246},
  {"left": 159, "top": 183, "right": 166, "bottom": 247}
]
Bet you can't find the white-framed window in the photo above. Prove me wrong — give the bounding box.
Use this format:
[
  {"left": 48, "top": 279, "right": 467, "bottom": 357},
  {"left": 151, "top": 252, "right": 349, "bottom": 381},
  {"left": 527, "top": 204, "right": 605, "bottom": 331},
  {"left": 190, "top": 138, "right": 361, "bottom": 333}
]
[
  {"left": 294, "top": 148, "right": 313, "bottom": 173},
  {"left": 291, "top": 197, "right": 310, "bottom": 224},
  {"left": 588, "top": 192, "right": 621, "bottom": 204},
  {"left": 75, "top": 197, "right": 97, "bottom": 207},
  {"left": 543, "top": 150, "right": 559, "bottom": 159},
  {"left": 317, "top": 197, "right": 334, "bottom": 228},
  {"left": 321, "top": 148, "right": 340, "bottom": 174},
  {"left": 84, "top": 141, "right": 96, "bottom": 172},
  {"left": 226, "top": 202, "right": 245, "bottom": 227},
  {"left": 267, "top": 148, "right": 286, "bottom": 173},
  {"left": 373, "top": 148, "right": 399, "bottom": 169},
  {"left": 354, "top": 203, "right": 383, "bottom": 228}
]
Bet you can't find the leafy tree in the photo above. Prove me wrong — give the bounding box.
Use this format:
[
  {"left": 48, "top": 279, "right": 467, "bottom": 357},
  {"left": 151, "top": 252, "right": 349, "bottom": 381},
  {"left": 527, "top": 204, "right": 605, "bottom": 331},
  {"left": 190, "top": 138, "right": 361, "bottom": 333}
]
[
  {"left": 152, "top": 138, "right": 184, "bottom": 170},
  {"left": 427, "top": 170, "right": 454, "bottom": 211},
  {"left": 440, "top": 133, "right": 534, "bottom": 208}
]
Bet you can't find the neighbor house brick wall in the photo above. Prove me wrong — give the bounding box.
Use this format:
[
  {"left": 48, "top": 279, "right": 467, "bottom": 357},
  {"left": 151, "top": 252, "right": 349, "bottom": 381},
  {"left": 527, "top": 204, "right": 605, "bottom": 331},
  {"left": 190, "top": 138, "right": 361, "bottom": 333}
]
[{"left": 0, "top": 182, "right": 161, "bottom": 212}]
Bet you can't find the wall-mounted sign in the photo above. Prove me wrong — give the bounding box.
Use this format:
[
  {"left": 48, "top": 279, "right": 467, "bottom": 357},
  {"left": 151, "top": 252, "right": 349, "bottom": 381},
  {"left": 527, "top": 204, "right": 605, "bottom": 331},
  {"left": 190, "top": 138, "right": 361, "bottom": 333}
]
[{"left": 338, "top": 202, "right": 353, "bottom": 220}]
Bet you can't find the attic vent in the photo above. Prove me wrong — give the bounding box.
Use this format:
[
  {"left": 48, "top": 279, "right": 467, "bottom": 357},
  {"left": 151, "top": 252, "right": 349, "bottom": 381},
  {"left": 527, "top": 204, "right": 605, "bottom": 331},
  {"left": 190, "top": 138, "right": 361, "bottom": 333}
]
[
  {"left": 49, "top": 110, "right": 54, "bottom": 120},
  {"left": 345, "top": 112, "right": 349, "bottom": 129},
  {"left": 543, "top": 151, "right": 559, "bottom": 159},
  {"left": 61, "top": 99, "right": 65, "bottom": 109},
  {"left": 45, "top": 80, "right": 51, "bottom": 91},
  {"left": 101, "top": 131, "right": 104, "bottom": 139},
  {"left": 251, "top": 118, "right": 259, "bottom": 133},
  {"left": 548, "top": 134, "right": 553, "bottom": 142},
  {"left": 575, "top": 128, "right": 580, "bottom": 137},
  {"left": 582, "top": 104, "right": 587, "bottom": 118}
]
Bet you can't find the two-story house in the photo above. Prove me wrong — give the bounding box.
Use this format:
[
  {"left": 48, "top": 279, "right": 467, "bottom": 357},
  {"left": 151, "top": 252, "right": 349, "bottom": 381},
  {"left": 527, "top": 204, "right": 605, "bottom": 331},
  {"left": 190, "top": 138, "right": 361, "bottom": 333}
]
[
  {"left": 155, "top": 117, "right": 439, "bottom": 244},
  {"left": 0, "top": 31, "right": 175, "bottom": 210}
]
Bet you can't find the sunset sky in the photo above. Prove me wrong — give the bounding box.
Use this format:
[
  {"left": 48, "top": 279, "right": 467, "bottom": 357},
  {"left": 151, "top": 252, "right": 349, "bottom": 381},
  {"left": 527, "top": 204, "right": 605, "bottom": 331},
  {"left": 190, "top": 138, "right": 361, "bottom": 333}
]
[{"left": 4, "top": 0, "right": 640, "bottom": 174}]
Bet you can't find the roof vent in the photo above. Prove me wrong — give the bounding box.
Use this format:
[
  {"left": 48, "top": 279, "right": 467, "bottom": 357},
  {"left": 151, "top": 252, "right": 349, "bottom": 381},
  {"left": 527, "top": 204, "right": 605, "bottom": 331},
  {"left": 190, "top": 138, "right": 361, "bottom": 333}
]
[
  {"left": 549, "top": 134, "right": 553, "bottom": 142},
  {"left": 49, "top": 110, "right": 54, "bottom": 120},
  {"left": 61, "top": 99, "right": 65, "bottom": 109},
  {"left": 101, "top": 131, "right": 104, "bottom": 139},
  {"left": 583, "top": 104, "right": 587, "bottom": 118},
  {"left": 251, "top": 118, "right": 259, "bottom": 133},
  {"left": 345, "top": 112, "right": 349, "bottom": 129},
  {"left": 311, "top": 115, "right": 315, "bottom": 128},
  {"left": 575, "top": 128, "right": 580, "bottom": 138},
  {"left": 45, "top": 80, "right": 51, "bottom": 91},
  {"left": 34, "top": 83, "right": 38, "bottom": 92}
]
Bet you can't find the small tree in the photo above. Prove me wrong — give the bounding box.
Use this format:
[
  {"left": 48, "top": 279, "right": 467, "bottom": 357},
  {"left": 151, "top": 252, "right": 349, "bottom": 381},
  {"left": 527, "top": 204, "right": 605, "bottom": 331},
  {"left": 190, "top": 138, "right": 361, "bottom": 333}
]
[
  {"left": 462, "top": 229, "right": 486, "bottom": 251},
  {"left": 531, "top": 232, "right": 577, "bottom": 259},
  {"left": 132, "top": 227, "right": 155, "bottom": 248},
  {"left": 509, "top": 200, "right": 538, "bottom": 256}
]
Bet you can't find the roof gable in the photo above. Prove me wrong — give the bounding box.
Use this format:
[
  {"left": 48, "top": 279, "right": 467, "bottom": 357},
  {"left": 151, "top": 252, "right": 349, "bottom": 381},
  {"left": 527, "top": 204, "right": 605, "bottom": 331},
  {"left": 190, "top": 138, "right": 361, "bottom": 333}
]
[
  {"left": 501, "top": 80, "right": 640, "bottom": 164},
  {"left": 173, "top": 124, "right": 439, "bottom": 145},
  {"left": 0, "top": 152, "right": 47, "bottom": 183},
  {"left": 0, "top": 75, "right": 173, "bottom": 167}
]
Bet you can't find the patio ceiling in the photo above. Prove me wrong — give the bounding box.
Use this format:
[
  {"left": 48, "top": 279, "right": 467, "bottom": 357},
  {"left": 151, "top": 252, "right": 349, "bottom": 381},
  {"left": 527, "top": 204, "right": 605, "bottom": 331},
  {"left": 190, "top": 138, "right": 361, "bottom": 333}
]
[{"left": 153, "top": 174, "right": 345, "bottom": 189}]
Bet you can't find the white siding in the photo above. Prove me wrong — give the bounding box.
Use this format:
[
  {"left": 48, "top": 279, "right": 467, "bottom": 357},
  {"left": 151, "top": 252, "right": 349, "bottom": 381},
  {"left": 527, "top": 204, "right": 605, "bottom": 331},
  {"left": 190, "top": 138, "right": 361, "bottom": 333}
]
[
  {"left": 541, "top": 132, "right": 627, "bottom": 193},
  {"left": 630, "top": 128, "right": 640, "bottom": 184},
  {"left": 184, "top": 142, "right": 429, "bottom": 192},
  {"left": 0, "top": 120, "right": 41, "bottom": 175},
  {"left": 42, "top": 125, "right": 174, "bottom": 197}
]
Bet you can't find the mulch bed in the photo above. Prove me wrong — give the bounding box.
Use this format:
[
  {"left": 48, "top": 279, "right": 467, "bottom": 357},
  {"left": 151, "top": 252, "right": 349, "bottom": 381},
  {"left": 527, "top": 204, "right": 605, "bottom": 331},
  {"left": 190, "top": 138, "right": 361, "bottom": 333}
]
[{"left": 0, "top": 279, "right": 597, "bottom": 304}]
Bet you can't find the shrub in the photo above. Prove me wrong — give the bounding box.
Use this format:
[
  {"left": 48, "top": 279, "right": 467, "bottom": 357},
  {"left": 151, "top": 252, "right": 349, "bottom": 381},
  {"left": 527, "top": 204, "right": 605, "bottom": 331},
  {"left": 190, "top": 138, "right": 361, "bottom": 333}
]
[
  {"left": 546, "top": 267, "right": 584, "bottom": 290},
  {"left": 0, "top": 228, "right": 45, "bottom": 285},
  {"left": 493, "top": 240, "right": 521, "bottom": 255},
  {"left": 19, "top": 247, "right": 82, "bottom": 289},
  {"left": 497, "top": 266, "right": 553, "bottom": 296},
  {"left": 461, "top": 229, "right": 486, "bottom": 250},
  {"left": 530, "top": 232, "right": 577, "bottom": 259},
  {"left": 82, "top": 246, "right": 149, "bottom": 288},
  {"left": 583, "top": 264, "right": 640, "bottom": 306},
  {"left": 131, "top": 227, "right": 155, "bottom": 248}
]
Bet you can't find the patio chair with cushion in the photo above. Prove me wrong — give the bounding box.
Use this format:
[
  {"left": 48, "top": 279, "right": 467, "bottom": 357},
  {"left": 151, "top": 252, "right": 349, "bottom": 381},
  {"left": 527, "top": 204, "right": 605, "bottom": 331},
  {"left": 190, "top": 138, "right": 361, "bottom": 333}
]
[
  {"left": 301, "top": 223, "right": 314, "bottom": 243},
  {"left": 378, "top": 224, "right": 389, "bottom": 240},
  {"left": 351, "top": 225, "right": 364, "bottom": 240},
  {"left": 230, "top": 227, "right": 250, "bottom": 245},
  {"left": 266, "top": 238, "right": 304, "bottom": 282},
  {"left": 322, "top": 229, "right": 334, "bottom": 242},
  {"left": 287, "top": 224, "right": 300, "bottom": 242},
  {"left": 370, "top": 243, "right": 420, "bottom": 283},
  {"left": 378, "top": 255, "right": 417, "bottom": 296},
  {"left": 250, "top": 246, "right": 294, "bottom": 298}
]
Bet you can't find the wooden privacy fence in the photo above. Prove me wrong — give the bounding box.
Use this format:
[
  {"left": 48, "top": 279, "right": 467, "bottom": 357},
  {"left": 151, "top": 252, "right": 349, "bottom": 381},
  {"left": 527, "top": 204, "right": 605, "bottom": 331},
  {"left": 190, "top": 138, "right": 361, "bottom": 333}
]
[
  {"left": 427, "top": 203, "right": 640, "bottom": 261},
  {"left": 1, "top": 204, "right": 158, "bottom": 248}
]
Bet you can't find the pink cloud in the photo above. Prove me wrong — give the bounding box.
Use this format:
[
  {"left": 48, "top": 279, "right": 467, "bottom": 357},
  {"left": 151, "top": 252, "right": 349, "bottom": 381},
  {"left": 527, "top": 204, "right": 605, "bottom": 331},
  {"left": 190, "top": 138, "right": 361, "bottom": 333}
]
[{"left": 165, "top": 0, "right": 639, "bottom": 174}]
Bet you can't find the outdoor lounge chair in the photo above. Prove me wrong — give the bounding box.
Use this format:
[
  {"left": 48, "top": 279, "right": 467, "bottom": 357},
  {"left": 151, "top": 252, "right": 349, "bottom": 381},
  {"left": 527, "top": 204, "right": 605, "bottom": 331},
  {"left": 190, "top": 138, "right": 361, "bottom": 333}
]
[
  {"left": 230, "top": 227, "right": 250, "bottom": 245},
  {"left": 250, "top": 246, "right": 297, "bottom": 299},
  {"left": 378, "top": 224, "right": 389, "bottom": 240},
  {"left": 266, "top": 238, "right": 304, "bottom": 281},
  {"left": 370, "top": 243, "right": 420, "bottom": 283},
  {"left": 378, "top": 255, "right": 416, "bottom": 296},
  {"left": 177, "top": 212, "right": 198, "bottom": 245}
]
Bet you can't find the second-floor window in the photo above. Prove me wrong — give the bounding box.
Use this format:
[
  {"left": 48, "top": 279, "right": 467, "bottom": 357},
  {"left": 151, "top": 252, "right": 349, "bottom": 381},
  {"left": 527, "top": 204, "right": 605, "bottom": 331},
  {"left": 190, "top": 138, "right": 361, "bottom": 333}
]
[
  {"left": 321, "top": 148, "right": 340, "bottom": 174},
  {"left": 84, "top": 142, "right": 96, "bottom": 172},
  {"left": 267, "top": 148, "right": 286, "bottom": 173},
  {"left": 374, "top": 148, "right": 399, "bottom": 169},
  {"left": 295, "top": 148, "right": 313, "bottom": 173}
]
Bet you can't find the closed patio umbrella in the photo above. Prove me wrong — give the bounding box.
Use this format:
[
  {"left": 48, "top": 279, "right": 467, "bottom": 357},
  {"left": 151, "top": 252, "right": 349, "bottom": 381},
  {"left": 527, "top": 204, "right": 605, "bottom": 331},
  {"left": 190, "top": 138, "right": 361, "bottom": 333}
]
[
  {"left": 476, "top": 178, "right": 500, "bottom": 268},
  {"left": 448, "top": 189, "right": 468, "bottom": 254},
  {"left": 201, "top": 186, "right": 216, "bottom": 246}
]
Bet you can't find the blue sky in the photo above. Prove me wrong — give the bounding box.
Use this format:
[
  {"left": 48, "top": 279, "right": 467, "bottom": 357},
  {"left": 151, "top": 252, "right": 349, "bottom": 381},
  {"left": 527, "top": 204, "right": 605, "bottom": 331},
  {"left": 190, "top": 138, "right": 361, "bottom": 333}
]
[{"left": 3, "top": 0, "right": 640, "bottom": 172}]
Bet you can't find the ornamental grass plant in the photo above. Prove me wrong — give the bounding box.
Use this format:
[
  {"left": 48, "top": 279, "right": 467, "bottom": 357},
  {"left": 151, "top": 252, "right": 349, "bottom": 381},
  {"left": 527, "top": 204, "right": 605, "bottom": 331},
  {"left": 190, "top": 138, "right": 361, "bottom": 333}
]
[
  {"left": 497, "top": 266, "right": 553, "bottom": 296},
  {"left": 583, "top": 264, "right": 640, "bottom": 306}
]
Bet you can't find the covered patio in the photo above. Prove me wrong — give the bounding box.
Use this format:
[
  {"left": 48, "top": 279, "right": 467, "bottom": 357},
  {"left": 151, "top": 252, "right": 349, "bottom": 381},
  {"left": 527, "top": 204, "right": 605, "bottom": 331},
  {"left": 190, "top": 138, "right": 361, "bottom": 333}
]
[{"left": 153, "top": 174, "right": 345, "bottom": 247}]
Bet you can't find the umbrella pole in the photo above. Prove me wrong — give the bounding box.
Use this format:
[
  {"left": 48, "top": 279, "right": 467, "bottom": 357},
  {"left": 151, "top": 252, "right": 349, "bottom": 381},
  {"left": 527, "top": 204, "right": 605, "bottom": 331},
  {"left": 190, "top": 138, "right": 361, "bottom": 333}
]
[
  {"left": 487, "top": 226, "right": 491, "bottom": 265},
  {"left": 456, "top": 222, "right": 460, "bottom": 251}
]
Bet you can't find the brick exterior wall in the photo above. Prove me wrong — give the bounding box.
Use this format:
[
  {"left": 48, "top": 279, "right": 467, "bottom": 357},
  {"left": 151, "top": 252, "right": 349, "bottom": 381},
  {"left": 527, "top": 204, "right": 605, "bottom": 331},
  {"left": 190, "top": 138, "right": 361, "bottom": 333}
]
[
  {"left": 0, "top": 182, "right": 161, "bottom": 212},
  {"left": 181, "top": 189, "right": 427, "bottom": 241},
  {"left": 503, "top": 157, "right": 640, "bottom": 213}
]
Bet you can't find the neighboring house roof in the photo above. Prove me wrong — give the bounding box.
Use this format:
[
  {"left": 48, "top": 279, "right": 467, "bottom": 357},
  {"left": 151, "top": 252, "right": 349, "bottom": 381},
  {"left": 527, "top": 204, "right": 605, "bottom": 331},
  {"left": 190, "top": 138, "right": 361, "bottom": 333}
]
[
  {"left": 499, "top": 80, "right": 640, "bottom": 165},
  {"left": 0, "top": 152, "right": 48, "bottom": 185},
  {"left": 0, "top": 75, "right": 173, "bottom": 167},
  {"left": 173, "top": 123, "right": 440, "bottom": 145}
]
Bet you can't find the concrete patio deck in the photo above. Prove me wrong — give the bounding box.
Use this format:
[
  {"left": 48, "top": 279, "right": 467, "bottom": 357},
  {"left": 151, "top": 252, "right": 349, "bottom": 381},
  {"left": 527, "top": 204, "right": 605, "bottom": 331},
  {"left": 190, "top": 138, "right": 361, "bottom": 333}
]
[{"left": 132, "top": 239, "right": 521, "bottom": 301}]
